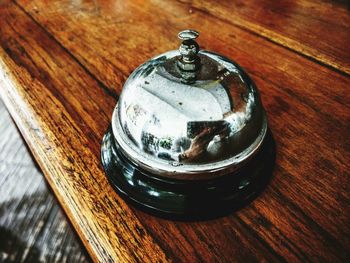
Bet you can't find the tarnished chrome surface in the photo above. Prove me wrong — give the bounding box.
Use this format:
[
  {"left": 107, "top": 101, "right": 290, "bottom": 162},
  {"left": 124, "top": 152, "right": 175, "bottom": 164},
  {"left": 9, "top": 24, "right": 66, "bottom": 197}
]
[{"left": 111, "top": 30, "right": 267, "bottom": 180}]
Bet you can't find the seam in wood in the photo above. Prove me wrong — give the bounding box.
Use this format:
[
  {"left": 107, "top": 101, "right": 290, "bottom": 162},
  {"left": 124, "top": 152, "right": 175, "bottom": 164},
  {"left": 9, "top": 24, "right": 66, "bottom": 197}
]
[{"left": 177, "top": 1, "right": 350, "bottom": 78}]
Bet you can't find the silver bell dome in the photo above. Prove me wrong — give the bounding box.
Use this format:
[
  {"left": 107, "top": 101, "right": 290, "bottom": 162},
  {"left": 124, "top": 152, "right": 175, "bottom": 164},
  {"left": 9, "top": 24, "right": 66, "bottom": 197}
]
[{"left": 111, "top": 30, "right": 268, "bottom": 180}]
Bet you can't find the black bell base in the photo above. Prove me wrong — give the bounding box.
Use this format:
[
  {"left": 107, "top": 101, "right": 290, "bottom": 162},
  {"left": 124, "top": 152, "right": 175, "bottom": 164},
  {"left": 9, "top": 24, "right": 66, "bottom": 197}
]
[{"left": 101, "top": 127, "right": 275, "bottom": 220}]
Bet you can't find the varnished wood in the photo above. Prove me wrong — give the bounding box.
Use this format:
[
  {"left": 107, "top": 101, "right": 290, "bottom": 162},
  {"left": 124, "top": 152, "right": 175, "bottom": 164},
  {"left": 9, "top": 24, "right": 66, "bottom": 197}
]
[
  {"left": 180, "top": 0, "right": 350, "bottom": 75},
  {"left": 0, "top": 99, "right": 90, "bottom": 263},
  {"left": 0, "top": 0, "right": 349, "bottom": 262}
]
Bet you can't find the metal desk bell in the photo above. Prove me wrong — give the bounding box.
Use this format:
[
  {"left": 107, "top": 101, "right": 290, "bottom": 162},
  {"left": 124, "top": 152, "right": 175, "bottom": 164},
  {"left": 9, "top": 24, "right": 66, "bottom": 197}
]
[{"left": 101, "top": 30, "right": 275, "bottom": 219}]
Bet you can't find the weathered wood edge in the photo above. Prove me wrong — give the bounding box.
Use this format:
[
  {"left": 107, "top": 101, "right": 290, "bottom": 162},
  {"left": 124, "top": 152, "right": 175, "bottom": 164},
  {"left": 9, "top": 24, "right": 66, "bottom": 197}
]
[
  {"left": 0, "top": 99, "right": 91, "bottom": 263},
  {"left": 0, "top": 61, "right": 101, "bottom": 263},
  {"left": 0, "top": 56, "right": 168, "bottom": 263}
]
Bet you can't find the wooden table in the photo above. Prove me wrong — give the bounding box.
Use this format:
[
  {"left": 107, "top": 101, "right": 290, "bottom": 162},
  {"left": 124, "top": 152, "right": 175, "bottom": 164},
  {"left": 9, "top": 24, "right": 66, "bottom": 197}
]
[{"left": 0, "top": 0, "right": 349, "bottom": 262}]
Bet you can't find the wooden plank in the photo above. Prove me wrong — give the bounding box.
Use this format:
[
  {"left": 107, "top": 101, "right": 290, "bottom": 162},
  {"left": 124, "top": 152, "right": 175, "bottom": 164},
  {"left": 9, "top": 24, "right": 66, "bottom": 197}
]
[
  {"left": 178, "top": 0, "right": 350, "bottom": 75},
  {"left": 0, "top": 99, "right": 90, "bottom": 263},
  {"left": 0, "top": 3, "right": 168, "bottom": 262},
  {"left": 0, "top": 0, "right": 349, "bottom": 262}
]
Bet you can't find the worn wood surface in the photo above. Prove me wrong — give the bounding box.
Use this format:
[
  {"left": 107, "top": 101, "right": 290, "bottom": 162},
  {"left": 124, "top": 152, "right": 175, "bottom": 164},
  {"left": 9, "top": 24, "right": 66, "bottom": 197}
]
[
  {"left": 0, "top": 99, "right": 91, "bottom": 263},
  {"left": 0, "top": 0, "right": 349, "bottom": 262}
]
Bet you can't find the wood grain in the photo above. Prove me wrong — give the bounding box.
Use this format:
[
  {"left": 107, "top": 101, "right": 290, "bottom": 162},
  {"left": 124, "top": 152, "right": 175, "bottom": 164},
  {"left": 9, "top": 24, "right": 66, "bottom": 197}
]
[
  {"left": 0, "top": 99, "right": 91, "bottom": 263},
  {"left": 0, "top": 0, "right": 349, "bottom": 262},
  {"left": 179, "top": 0, "right": 350, "bottom": 75},
  {"left": 0, "top": 2, "right": 169, "bottom": 262}
]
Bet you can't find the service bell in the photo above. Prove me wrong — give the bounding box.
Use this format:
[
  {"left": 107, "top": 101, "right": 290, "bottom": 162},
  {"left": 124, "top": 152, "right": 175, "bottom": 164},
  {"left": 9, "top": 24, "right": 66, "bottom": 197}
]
[{"left": 101, "top": 30, "right": 275, "bottom": 218}]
